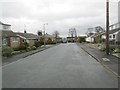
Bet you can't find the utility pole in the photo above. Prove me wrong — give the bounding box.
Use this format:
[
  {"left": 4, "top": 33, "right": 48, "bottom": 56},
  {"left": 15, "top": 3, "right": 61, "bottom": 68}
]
[
  {"left": 43, "top": 23, "right": 48, "bottom": 48},
  {"left": 106, "top": 0, "right": 110, "bottom": 55}
]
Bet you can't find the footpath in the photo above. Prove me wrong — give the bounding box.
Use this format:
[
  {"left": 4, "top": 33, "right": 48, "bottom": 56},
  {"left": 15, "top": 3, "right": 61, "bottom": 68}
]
[{"left": 77, "top": 43, "right": 120, "bottom": 77}]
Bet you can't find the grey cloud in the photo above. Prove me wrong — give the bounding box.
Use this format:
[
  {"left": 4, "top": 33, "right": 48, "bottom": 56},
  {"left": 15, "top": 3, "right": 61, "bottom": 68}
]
[
  {"left": 0, "top": 0, "right": 119, "bottom": 37},
  {"left": 2, "top": 2, "right": 31, "bottom": 18}
]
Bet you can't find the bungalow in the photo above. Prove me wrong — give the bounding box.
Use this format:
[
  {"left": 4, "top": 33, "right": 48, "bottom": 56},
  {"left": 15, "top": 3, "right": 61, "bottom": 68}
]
[
  {"left": 15, "top": 32, "right": 39, "bottom": 47},
  {"left": 45, "top": 33, "right": 55, "bottom": 41},
  {"left": 42, "top": 33, "right": 56, "bottom": 43},
  {"left": 2, "top": 31, "right": 20, "bottom": 48},
  {"left": 39, "top": 33, "right": 62, "bottom": 44},
  {"left": 0, "top": 22, "right": 20, "bottom": 48}
]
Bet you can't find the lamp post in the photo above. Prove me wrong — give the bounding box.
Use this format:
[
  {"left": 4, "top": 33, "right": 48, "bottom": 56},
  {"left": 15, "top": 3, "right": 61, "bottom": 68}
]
[
  {"left": 43, "top": 23, "right": 48, "bottom": 47},
  {"left": 106, "top": 0, "right": 110, "bottom": 55}
]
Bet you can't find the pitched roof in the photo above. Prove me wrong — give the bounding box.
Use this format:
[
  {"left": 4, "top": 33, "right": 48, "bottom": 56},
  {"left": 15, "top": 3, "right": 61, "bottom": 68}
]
[
  {"left": 45, "top": 33, "right": 54, "bottom": 38},
  {"left": 15, "top": 32, "right": 39, "bottom": 39},
  {"left": 0, "top": 21, "right": 11, "bottom": 26},
  {"left": 109, "top": 28, "right": 120, "bottom": 34},
  {"left": 2, "top": 30, "right": 17, "bottom": 37},
  {"left": 114, "top": 30, "right": 120, "bottom": 34},
  {"left": 93, "top": 28, "right": 120, "bottom": 38}
]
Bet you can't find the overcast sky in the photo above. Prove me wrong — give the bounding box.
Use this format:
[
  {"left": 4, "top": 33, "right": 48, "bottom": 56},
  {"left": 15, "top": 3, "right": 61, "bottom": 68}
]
[{"left": 0, "top": 0, "right": 119, "bottom": 37}]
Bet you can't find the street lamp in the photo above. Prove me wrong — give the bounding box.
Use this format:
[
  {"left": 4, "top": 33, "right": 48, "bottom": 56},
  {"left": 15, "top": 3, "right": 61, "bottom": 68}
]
[
  {"left": 43, "top": 23, "right": 48, "bottom": 47},
  {"left": 106, "top": 0, "right": 110, "bottom": 55}
]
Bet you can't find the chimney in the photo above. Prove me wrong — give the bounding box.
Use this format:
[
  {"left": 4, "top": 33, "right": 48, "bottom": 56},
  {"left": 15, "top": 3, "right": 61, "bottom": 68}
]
[{"left": 24, "top": 30, "right": 27, "bottom": 33}]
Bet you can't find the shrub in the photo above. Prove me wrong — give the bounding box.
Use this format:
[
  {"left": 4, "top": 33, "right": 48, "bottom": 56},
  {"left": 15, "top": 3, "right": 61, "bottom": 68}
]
[
  {"left": 20, "top": 50, "right": 26, "bottom": 53},
  {"left": 100, "top": 48, "right": 106, "bottom": 51},
  {"left": 79, "top": 37, "right": 86, "bottom": 43},
  {"left": 51, "top": 40, "right": 56, "bottom": 44},
  {"left": 99, "top": 44, "right": 106, "bottom": 51},
  {"left": 2, "top": 47, "right": 14, "bottom": 57},
  {"left": 113, "top": 47, "right": 120, "bottom": 53},
  {"left": 109, "top": 45, "right": 116, "bottom": 51},
  {"left": 40, "top": 37, "right": 44, "bottom": 45},
  {"left": 24, "top": 42, "right": 29, "bottom": 47},
  {"left": 31, "top": 46, "right": 37, "bottom": 50},
  {"left": 11, "top": 51, "right": 21, "bottom": 55},
  {"left": 13, "top": 42, "right": 28, "bottom": 51},
  {"left": 47, "top": 38, "right": 53, "bottom": 44},
  {"left": 34, "top": 41, "right": 41, "bottom": 48},
  {"left": 13, "top": 47, "right": 20, "bottom": 51}
]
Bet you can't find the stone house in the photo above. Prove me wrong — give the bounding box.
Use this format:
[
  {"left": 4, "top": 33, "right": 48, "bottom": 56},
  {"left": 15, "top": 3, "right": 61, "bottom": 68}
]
[
  {"left": 2, "top": 30, "right": 20, "bottom": 48},
  {"left": 15, "top": 32, "right": 39, "bottom": 47},
  {"left": 0, "top": 21, "right": 20, "bottom": 48}
]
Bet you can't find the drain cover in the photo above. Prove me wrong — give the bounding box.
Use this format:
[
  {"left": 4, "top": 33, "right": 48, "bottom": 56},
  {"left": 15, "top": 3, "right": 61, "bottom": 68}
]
[{"left": 102, "top": 58, "right": 110, "bottom": 62}]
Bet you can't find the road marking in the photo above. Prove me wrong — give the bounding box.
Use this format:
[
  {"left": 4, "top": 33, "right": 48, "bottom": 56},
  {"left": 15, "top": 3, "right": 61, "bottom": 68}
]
[{"left": 102, "top": 58, "right": 110, "bottom": 62}]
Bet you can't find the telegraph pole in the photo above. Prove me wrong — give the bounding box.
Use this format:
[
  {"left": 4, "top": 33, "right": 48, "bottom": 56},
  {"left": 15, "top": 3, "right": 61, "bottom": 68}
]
[
  {"left": 43, "top": 24, "right": 46, "bottom": 47},
  {"left": 106, "top": 0, "right": 110, "bottom": 55},
  {"left": 43, "top": 23, "right": 48, "bottom": 48}
]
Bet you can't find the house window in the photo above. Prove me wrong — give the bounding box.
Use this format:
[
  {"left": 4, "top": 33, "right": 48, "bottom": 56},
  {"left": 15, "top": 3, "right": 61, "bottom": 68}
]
[
  {"left": 113, "top": 35, "right": 115, "bottom": 39},
  {"left": 26, "top": 40, "right": 29, "bottom": 43},
  {"left": 2, "top": 38, "right": 7, "bottom": 45},
  {"left": 12, "top": 37, "right": 18, "bottom": 42},
  {"left": 23, "top": 40, "right": 25, "bottom": 43},
  {"left": 109, "top": 35, "right": 112, "bottom": 38},
  {"left": 3, "top": 25, "right": 11, "bottom": 30}
]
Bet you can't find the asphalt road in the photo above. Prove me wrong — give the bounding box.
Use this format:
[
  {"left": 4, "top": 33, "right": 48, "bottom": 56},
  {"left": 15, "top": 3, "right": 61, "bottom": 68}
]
[{"left": 2, "top": 43, "right": 118, "bottom": 88}]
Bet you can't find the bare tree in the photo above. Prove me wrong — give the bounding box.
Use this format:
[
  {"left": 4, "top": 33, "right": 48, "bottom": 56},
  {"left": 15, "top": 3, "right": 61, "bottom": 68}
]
[
  {"left": 53, "top": 30, "right": 60, "bottom": 43},
  {"left": 37, "top": 30, "right": 42, "bottom": 36},
  {"left": 69, "top": 28, "right": 77, "bottom": 37}
]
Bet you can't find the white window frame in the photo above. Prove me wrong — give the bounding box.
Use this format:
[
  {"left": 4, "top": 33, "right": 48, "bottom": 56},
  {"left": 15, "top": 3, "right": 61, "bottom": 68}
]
[
  {"left": 12, "top": 37, "right": 19, "bottom": 42},
  {"left": 2, "top": 38, "right": 7, "bottom": 45}
]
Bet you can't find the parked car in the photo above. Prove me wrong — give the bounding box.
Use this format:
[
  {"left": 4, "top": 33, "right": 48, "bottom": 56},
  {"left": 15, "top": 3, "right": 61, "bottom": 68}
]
[{"left": 62, "top": 38, "right": 67, "bottom": 43}]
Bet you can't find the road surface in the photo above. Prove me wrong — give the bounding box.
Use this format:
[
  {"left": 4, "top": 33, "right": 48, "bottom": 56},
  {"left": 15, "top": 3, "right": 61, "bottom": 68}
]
[{"left": 2, "top": 43, "right": 118, "bottom": 88}]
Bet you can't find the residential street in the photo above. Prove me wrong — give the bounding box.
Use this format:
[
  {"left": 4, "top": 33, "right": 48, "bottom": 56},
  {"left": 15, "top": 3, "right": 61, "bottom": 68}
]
[{"left": 2, "top": 43, "right": 118, "bottom": 88}]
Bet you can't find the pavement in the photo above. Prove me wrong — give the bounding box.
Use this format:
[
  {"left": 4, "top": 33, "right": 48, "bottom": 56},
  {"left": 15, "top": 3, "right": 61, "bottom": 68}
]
[
  {"left": 2, "top": 43, "right": 118, "bottom": 88},
  {"left": 112, "top": 53, "right": 120, "bottom": 58},
  {"left": 2, "top": 45, "right": 53, "bottom": 66},
  {"left": 85, "top": 43, "right": 120, "bottom": 58},
  {"left": 77, "top": 43, "right": 119, "bottom": 77}
]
